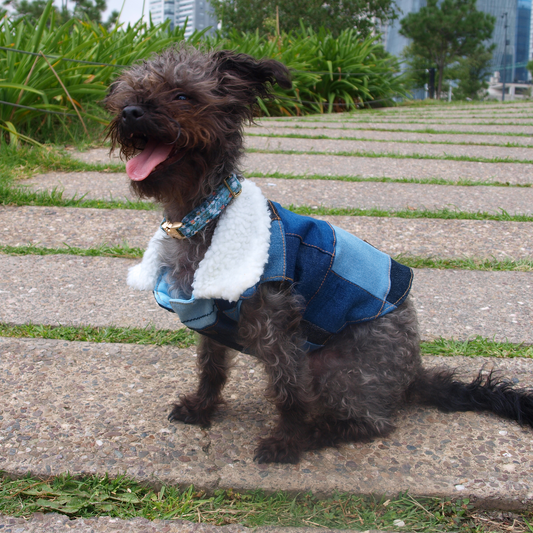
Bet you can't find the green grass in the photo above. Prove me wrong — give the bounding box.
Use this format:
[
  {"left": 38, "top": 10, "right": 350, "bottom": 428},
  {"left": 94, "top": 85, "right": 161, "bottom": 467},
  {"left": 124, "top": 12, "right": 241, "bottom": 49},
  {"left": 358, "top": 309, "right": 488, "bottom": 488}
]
[
  {"left": 247, "top": 131, "right": 533, "bottom": 148},
  {"left": 255, "top": 123, "right": 533, "bottom": 138},
  {"left": 2, "top": 245, "right": 532, "bottom": 272},
  {"left": 421, "top": 336, "right": 533, "bottom": 359},
  {"left": 0, "top": 323, "right": 196, "bottom": 347},
  {"left": 250, "top": 170, "right": 531, "bottom": 187},
  {"left": 0, "top": 474, "right": 488, "bottom": 531},
  {"left": 247, "top": 147, "right": 533, "bottom": 165},
  {"left": 397, "top": 256, "right": 533, "bottom": 272},
  {"left": 0, "top": 182, "right": 156, "bottom": 210},
  {"left": 0, "top": 144, "right": 123, "bottom": 183},
  {"left": 1, "top": 323, "right": 531, "bottom": 358},
  {"left": 285, "top": 117, "right": 533, "bottom": 127},
  {"left": 0, "top": 243, "right": 143, "bottom": 259},
  {"left": 292, "top": 205, "right": 533, "bottom": 222}
]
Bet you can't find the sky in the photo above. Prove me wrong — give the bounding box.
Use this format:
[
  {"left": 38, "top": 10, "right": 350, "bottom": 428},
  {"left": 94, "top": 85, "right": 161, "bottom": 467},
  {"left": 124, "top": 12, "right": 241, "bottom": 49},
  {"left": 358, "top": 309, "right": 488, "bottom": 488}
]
[
  {"left": 56, "top": 0, "right": 146, "bottom": 26},
  {"left": 103, "top": 0, "right": 146, "bottom": 25}
]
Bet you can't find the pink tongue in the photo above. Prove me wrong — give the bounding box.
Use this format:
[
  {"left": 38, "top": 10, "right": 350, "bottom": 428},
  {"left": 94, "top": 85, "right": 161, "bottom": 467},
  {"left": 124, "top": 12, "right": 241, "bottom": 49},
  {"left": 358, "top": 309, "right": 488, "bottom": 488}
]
[{"left": 126, "top": 140, "right": 173, "bottom": 181}]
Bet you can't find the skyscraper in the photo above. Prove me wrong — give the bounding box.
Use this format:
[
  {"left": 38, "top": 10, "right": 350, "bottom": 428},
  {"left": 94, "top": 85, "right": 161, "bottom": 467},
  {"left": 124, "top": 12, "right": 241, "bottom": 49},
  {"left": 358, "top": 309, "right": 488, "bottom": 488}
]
[{"left": 149, "top": 0, "right": 217, "bottom": 37}]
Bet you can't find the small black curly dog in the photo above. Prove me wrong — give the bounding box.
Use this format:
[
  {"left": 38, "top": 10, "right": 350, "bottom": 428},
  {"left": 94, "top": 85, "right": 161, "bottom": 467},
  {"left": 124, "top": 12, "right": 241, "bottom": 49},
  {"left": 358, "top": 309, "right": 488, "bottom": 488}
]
[{"left": 105, "top": 46, "right": 533, "bottom": 464}]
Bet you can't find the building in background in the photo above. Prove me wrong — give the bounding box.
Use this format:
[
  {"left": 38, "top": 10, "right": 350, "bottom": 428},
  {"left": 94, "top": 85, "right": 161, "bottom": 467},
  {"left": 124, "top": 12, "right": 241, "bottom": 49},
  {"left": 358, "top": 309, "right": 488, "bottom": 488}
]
[
  {"left": 383, "top": 0, "right": 531, "bottom": 84},
  {"left": 149, "top": 0, "right": 217, "bottom": 36}
]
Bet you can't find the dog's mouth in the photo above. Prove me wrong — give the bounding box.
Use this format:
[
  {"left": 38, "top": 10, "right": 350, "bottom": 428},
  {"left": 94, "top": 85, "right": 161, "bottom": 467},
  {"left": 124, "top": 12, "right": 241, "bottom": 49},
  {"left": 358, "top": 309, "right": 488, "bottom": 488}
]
[{"left": 125, "top": 140, "right": 183, "bottom": 181}]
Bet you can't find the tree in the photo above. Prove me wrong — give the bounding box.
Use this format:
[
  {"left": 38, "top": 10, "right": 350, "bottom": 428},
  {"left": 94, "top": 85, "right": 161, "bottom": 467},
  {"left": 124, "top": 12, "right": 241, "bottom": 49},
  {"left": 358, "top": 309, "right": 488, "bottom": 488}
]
[
  {"left": 527, "top": 59, "right": 533, "bottom": 80},
  {"left": 4, "top": 0, "right": 119, "bottom": 27},
  {"left": 209, "top": 0, "right": 399, "bottom": 39},
  {"left": 452, "top": 44, "right": 495, "bottom": 100},
  {"left": 399, "top": 0, "right": 495, "bottom": 98}
]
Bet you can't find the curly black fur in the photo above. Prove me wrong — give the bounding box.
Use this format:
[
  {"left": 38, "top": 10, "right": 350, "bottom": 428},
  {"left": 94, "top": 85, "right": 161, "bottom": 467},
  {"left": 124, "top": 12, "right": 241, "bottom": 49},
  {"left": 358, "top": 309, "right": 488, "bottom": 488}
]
[{"left": 105, "top": 46, "right": 533, "bottom": 464}]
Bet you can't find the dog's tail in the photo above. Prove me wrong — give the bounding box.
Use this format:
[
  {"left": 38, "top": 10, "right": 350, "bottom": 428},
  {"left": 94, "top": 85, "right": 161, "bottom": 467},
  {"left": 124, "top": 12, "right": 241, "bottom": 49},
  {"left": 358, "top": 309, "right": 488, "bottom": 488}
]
[{"left": 408, "top": 367, "right": 533, "bottom": 427}]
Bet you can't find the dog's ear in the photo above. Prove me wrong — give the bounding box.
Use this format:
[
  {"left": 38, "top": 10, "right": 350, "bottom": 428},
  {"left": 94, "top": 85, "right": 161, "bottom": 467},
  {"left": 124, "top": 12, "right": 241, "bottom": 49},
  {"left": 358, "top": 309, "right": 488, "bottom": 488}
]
[{"left": 212, "top": 50, "right": 292, "bottom": 102}]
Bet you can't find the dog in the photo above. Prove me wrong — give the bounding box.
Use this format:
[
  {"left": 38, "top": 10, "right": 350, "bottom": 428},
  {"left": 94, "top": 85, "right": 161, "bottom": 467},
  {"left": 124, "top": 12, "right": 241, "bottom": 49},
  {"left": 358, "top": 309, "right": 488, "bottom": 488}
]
[{"left": 105, "top": 46, "right": 533, "bottom": 464}]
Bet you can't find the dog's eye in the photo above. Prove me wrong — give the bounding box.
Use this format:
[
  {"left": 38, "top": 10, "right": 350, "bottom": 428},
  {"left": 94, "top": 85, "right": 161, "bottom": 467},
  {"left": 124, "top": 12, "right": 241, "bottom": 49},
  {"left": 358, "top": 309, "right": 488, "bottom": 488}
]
[{"left": 176, "top": 94, "right": 188, "bottom": 101}]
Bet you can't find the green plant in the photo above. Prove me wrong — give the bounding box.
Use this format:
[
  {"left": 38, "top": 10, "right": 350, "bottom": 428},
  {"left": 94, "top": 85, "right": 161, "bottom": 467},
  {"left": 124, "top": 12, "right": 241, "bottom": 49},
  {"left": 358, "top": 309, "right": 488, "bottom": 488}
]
[{"left": 0, "top": 0, "right": 206, "bottom": 141}]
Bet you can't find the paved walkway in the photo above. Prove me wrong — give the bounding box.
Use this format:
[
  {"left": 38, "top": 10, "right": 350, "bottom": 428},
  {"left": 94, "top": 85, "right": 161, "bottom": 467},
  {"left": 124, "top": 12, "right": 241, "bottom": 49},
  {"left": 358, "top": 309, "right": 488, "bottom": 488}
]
[
  {"left": 21, "top": 170, "right": 533, "bottom": 206},
  {"left": 2, "top": 102, "right": 533, "bottom": 525},
  {"left": 2, "top": 336, "right": 533, "bottom": 509},
  {"left": 245, "top": 136, "right": 533, "bottom": 160},
  {"left": 2, "top": 206, "right": 532, "bottom": 258},
  {"left": 1, "top": 254, "right": 531, "bottom": 342},
  {"left": 245, "top": 126, "right": 533, "bottom": 146}
]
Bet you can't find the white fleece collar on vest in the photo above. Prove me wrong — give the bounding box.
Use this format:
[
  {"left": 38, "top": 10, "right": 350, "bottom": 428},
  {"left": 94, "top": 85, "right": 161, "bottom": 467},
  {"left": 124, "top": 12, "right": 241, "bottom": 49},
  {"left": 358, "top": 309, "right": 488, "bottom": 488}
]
[{"left": 191, "top": 179, "right": 272, "bottom": 302}]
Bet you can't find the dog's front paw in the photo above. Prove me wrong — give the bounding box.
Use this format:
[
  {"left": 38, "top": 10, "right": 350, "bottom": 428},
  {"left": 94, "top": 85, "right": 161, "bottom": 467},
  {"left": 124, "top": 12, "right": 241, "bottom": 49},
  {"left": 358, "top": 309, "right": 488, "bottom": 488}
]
[
  {"left": 254, "top": 436, "right": 301, "bottom": 464},
  {"left": 168, "top": 401, "right": 212, "bottom": 427}
]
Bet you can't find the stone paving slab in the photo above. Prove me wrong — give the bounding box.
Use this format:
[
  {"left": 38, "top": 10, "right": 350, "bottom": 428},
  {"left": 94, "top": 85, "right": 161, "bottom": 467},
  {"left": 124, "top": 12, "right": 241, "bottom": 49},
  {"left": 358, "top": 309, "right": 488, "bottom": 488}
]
[
  {"left": 259, "top": 121, "right": 533, "bottom": 134},
  {"left": 0, "top": 255, "right": 531, "bottom": 343},
  {"left": 2, "top": 336, "right": 533, "bottom": 508},
  {"left": 254, "top": 178, "right": 533, "bottom": 214},
  {"left": 21, "top": 164, "right": 533, "bottom": 207},
  {"left": 2, "top": 205, "right": 532, "bottom": 260},
  {"left": 286, "top": 117, "right": 533, "bottom": 125},
  {"left": 246, "top": 126, "right": 533, "bottom": 147},
  {"left": 0, "top": 255, "right": 181, "bottom": 330},
  {"left": 0, "top": 514, "right": 387, "bottom": 533},
  {"left": 0, "top": 206, "right": 162, "bottom": 249},
  {"left": 245, "top": 136, "right": 533, "bottom": 161},
  {"left": 243, "top": 153, "right": 533, "bottom": 185},
  {"left": 20, "top": 170, "right": 533, "bottom": 212}
]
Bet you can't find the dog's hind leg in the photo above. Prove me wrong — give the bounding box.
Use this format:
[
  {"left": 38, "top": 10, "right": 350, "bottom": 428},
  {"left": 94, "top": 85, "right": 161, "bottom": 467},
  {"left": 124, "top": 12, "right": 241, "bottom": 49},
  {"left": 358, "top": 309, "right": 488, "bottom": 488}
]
[
  {"left": 239, "top": 284, "right": 315, "bottom": 464},
  {"left": 168, "top": 335, "right": 230, "bottom": 426},
  {"left": 306, "top": 299, "right": 421, "bottom": 450}
]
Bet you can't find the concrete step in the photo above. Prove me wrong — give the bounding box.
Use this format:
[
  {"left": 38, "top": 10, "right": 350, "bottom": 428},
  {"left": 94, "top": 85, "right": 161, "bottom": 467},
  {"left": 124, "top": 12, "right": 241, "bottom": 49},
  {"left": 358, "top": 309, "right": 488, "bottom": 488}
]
[
  {"left": 253, "top": 178, "right": 533, "bottom": 214},
  {"left": 1, "top": 336, "right": 533, "bottom": 508},
  {"left": 258, "top": 120, "right": 533, "bottom": 134},
  {"left": 0, "top": 254, "right": 180, "bottom": 330},
  {"left": 0, "top": 514, "right": 384, "bottom": 533},
  {"left": 61, "top": 148, "right": 533, "bottom": 184},
  {"left": 278, "top": 117, "right": 533, "bottom": 125},
  {"left": 1, "top": 205, "right": 532, "bottom": 260},
  {"left": 20, "top": 168, "right": 533, "bottom": 207},
  {"left": 242, "top": 153, "right": 533, "bottom": 185},
  {"left": 246, "top": 125, "right": 533, "bottom": 147},
  {"left": 245, "top": 136, "right": 533, "bottom": 161},
  {"left": 0, "top": 255, "right": 531, "bottom": 343}
]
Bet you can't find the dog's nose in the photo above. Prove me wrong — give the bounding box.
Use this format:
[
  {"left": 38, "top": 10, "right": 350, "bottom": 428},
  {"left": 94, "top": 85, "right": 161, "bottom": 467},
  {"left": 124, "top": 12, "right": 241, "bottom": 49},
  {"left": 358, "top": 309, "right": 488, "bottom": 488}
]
[{"left": 122, "top": 106, "right": 145, "bottom": 124}]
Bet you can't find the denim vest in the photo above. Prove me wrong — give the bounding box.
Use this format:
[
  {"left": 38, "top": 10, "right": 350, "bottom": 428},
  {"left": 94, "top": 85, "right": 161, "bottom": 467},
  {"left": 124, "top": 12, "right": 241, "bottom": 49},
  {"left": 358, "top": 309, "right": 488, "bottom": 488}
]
[{"left": 154, "top": 201, "right": 413, "bottom": 353}]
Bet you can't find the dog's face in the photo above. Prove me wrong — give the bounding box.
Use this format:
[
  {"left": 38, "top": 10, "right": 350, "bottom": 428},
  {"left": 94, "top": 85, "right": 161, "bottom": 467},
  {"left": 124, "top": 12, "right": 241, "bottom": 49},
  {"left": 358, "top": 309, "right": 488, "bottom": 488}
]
[{"left": 105, "top": 47, "right": 291, "bottom": 207}]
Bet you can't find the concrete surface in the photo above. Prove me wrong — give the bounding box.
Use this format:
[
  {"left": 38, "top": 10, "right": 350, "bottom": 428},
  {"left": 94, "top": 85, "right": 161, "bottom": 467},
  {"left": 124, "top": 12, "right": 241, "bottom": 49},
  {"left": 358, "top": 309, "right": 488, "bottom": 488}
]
[
  {"left": 0, "top": 255, "right": 531, "bottom": 343},
  {"left": 258, "top": 120, "right": 533, "bottom": 135},
  {"left": 246, "top": 125, "right": 533, "bottom": 147},
  {"left": 18, "top": 171, "right": 533, "bottom": 212},
  {"left": 245, "top": 135, "right": 533, "bottom": 161},
  {"left": 0, "top": 513, "right": 392, "bottom": 533},
  {"left": 1, "top": 102, "right": 533, "bottom": 528},
  {"left": 2, "top": 336, "right": 533, "bottom": 509},
  {"left": 2, "top": 205, "right": 532, "bottom": 260}
]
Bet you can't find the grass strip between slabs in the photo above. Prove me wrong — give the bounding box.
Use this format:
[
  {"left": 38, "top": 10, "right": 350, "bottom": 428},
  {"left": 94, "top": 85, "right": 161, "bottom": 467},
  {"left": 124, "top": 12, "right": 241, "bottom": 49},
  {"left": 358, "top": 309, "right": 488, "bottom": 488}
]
[
  {"left": 1, "top": 324, "right": 531, "bottom": 358},
  {"left": 291, "top": 205, "right": 533, "bottom": 222},
  {"left": 247, "top": 147, "right": 533, "bottom": 165},
  {"left": 0, "top": 323, "right": 196, "bottom": 348},
  {"left": 2, "top": 244, "right": 533, "bottom": 272},
  {"left": 247, "top": 131, "right": 533, "bottom": 148},
  {"left": 0, "top": 474, "right": 490, "bottom": 531},
  {"left": 2, "top": 181, "right": 533, "bottom": 221},
  {"left": 249, "top": 170, "right": 532, "bottom": 187},
  {"left": 256, "top": 123, "right": 533, "bottom": 137},
  {"left": 271, "top": 117, "right": 533, "bottom": 127}
]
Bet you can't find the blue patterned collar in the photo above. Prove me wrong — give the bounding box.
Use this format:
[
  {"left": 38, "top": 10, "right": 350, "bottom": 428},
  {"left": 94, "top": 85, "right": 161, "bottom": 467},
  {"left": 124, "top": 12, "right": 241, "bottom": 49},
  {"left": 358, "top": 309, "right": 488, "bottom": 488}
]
[{"left": 160, "top": 174, "right": 242, "bottom": 239}]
